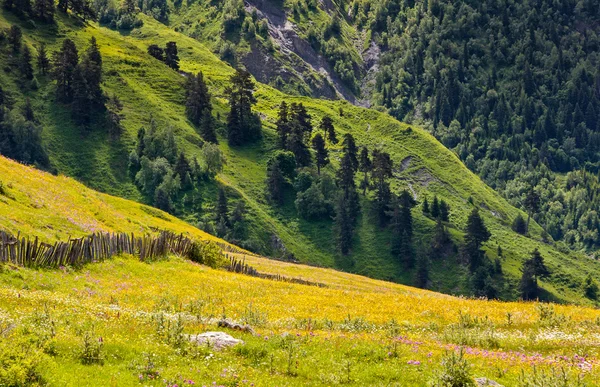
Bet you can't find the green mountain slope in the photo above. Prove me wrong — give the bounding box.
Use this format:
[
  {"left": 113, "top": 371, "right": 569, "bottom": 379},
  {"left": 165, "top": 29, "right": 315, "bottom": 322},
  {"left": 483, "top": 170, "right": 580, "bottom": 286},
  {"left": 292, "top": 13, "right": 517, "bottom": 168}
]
[{"left": 0, "top": 11, "right": 598, "bottom": 303}]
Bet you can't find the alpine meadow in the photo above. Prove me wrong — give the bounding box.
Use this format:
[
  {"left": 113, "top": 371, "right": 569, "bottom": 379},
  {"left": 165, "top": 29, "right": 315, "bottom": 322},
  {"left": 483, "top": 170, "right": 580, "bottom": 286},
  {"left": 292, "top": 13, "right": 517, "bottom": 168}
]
[{"left": 0, "top": 0, "right": 599, "bottom": 385}]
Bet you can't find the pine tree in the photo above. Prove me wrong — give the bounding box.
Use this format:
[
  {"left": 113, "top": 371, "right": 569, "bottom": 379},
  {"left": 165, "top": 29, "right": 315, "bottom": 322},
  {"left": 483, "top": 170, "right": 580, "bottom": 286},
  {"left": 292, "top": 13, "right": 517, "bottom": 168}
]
[
  {"left": 311, "top": 133, "right": 328, "bottom": 175},
  {"left": 80, "top": 36, "right": 103, "bottom": 104},
  {"left": 319, "top": 115, "right": 337, "bottom": 144},
  {"left": 335, "top": 193, "right": 354, "bottom": 255},
  {"left": 8, "top": 25, "right": 22, "bottom": 53},
  {"left": 275, "top": 101, "right": 289, "bottom": 148},
  {"left": 71, "top": 65, "right": 91, "bottom": 126},
  {"left": 416, "top": 255, "right": 429, "bottom": 288},
  {"left": 226, "top": 69, "right": 261, "bottom": 145},
  {"left": 439, "top": 199, "right": 450, "bottom": 221},
  {"left": 147, "top": 44, "right": 164, "bottom": 61},
  {"left": 422, "top": 197, "right": 430, "bottom": 215},
  {"left": 216, "top": 188, "right": 229, "bottom": 226},
  {"left": 358, "top": 146, "right": 371, "bottom": 195},
  {"left": 287, "top": 121, "right": 311, "bottom": 166},
  {"left": 174, "top": 152, "right": 191, "bottom": 183},
  {"left": 266, "top": 159, "right": 285, "bottom": 205},
  {"left": 33, "top": 0, "right": 54, "bottom": 21},
  {"left": 22, "top": 97, "right": 34, "bottom": 121},
  {"left": 432, "top": 218, "right": 449, "bottom": 254},
  {"left": 371, "top": 149, "right": 393, "bottom": 226},
  {"left": 464, "top": 208, "right": 491, "bottom": 272},
  {"left": 37, "top": 43, "right": 50, "bottom": 75},
  {"left": 185, "top": 71, "right": 216, "bottom": 142},
  {"left": 390, "top": 190, "right": 416, "bottom": 268},
  {"left": 289, "top": 102, "right": 312, "bottom": 137},
  {"left": 524, "top": 188, "right": 540, "bottom": 233},
  {"left": 20, "top": 44, "right": 34, "bottom": 80},
  {"left": 519, "top": 261, "right": 538, "bottom": 300},
  {"left": 164, "top": 41, "right": 179, "bottom": 71},
  {"left": 342, "top": 133, "right": 358, "bottom": 172},
  {"left": 53, "top": 38, "right": 79, "bottom": 102},
  {"left": 431, "top": 196, "right": 440, "bottom": 218}
]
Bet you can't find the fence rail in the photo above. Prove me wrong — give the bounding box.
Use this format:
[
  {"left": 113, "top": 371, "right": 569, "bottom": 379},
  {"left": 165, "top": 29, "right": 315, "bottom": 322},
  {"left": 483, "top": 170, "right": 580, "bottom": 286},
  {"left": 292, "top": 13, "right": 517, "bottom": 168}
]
[
  {"left": 0, "top": 230, "right": 193, "bottom": 268},
  {"left": 227, "top": 255, "right": 327, "bottom": 288}
]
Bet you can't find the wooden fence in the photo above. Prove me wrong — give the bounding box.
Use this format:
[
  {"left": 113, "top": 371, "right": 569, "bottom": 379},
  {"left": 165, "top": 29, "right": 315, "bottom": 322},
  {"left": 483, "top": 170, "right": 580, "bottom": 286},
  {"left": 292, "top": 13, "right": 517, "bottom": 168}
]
[
  {"left": 227, "top": 255, "right": 327, "bottom": 288},
  {"left": 0, "top": 230, "right": 193, "bottom": 268}
]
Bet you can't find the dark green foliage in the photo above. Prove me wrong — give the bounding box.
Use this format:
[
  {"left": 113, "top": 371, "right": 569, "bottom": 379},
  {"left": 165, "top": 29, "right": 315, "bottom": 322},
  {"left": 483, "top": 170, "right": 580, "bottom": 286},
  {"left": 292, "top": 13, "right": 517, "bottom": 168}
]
[
  {"left": 33, "top": 0, "right": 54, "bottom": 21},
  {"left": 216, "top": 188, "right": 229, "bottom": 227},
  {"left": 519, "top": 248, "right": 550, "bottom": 300},
  {"left": 266, "top": 157, "right": 286, "bottom": 205},
  {"left": 334, "top": 192, "right": 354, "bottom": 256},
  {"left": 439, "top": 199, "right": 449, "bottom": 222},
  {"left": 20, "top": 44, "right": 34, "bottom": 80},
  {"left": 164, "top": 41, "right": 179, "bottom": 71},
  {"left": 464, "top": 208, "right": 491, "bottom": 272},
  {"left": 415, "top": 255, "right": 429, "bottom": 289},
  {"left": 8, "top": 25, "right": 22, "bottom": 53},
  {"left": 431, "top": 218, "right": 450, "bottom": 255},
  {"left": 371, "top": 149, "right": 393, "bottom": 227},
  {"left": 185, "top": 71, "right": 216, "bottom": 142},
  {"left": 524, "top": 188, "right": 540, "bottom": 233},
  {"left": 422, "top": 197, "right": 429, "bottom": 215},
  {"left": 390, "top": 190, "right": 416, "bottom": 268},
  {"left": 226, "top": 69, "right": 261, "bottom": 145},
  {"left": 275, "top": 101, "right": 289, "bottom": 148},
  {"left": 37, "top": 43, "right": 50, "bottom": 75},
  {"left": 295, "top": 174, "right": 335, "bottom": 221},
  {"left": 319, "top": 115, "right": 337, "bottom": 144},
  {"left": 0, "top": 109, "right": 49, "bottom": 167},
  {"left": 341, "top": 133, "right": 358, "bottom": 172},
  {"left": 311, "top": 133, "right": 328, "bottom": 175},
  {"left": 583, "top": 274, "right": 599, "bottom": 300},
  {"left": 431, "top": 196, "right": 440, "bottom": 219},
  {"left": 52, "top": 38, "right": 79, "bottom": 102},
  {"left": 358, "top": 146, "right": 371, "bottom": 195},
  {"left": 147, "top": 44, "right": 164, "bottom": 61},
  {"left": 512, "top": 214, "right": 527, "bottom": 235}
]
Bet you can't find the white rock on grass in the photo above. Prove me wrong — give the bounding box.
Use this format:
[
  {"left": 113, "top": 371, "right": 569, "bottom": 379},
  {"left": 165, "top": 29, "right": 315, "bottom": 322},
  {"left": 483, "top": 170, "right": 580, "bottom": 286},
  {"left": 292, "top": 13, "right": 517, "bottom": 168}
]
[
  {"left": 475, "top": 378, "right": 504, "bottom": 387},
  {"left": 188, "top": 331, "right": 244, "bottom": 350}
]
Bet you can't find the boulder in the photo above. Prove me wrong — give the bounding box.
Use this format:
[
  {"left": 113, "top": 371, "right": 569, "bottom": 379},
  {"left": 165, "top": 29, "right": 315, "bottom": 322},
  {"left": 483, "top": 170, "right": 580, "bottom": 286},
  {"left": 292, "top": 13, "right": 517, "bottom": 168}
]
[
  {"left": 188, "top": 331, "right": 244, "bottom": 350},
  {"left": 475, "top": 377, "right": 504, "bottom": 387}
]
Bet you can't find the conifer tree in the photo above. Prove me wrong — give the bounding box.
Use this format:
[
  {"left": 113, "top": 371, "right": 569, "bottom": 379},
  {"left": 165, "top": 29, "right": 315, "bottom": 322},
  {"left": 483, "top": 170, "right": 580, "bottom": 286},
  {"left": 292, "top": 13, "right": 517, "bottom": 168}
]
[
  {"left": 311, "top": 133, "right": 328, "bottom": 175},
  {"left": 37, "top": 43, "right": 50, "bottom": 75},
  {"left": 524, "top": 188, "right": 540, "bottom": 233},
  {"left": 334, "top": 193, "right": 353, "bottom": 256},
  {"left": 439, "top": 199, "right": 450, "bottom": 221},
  {"left": 464, "top": 208, "right": 491, "bottom": 272},
  {"left": 185, "top": 71, "right": 216, "bottom": 142},
  {"left": 8, "top": 25, "right": 22, "bottom": 53},
  {"left": 164, "top": 41, "right": 179, "bottom": 71},
  {"left": 266, "top": 158, "right": 285, "bottom": 205},
  {"left": 53, "top": 38, "right": 79, "bottom": 102},
  {"left": 319, "top": 115, "right": 337, "bottom": 144},
  {"left": 431, "top": 196, "right": 440, "bottom": 219},
  {"left": 289, "top": 102, "right": 312, "bottom": 137},
  {"left": 216, "top": 188, "right": 229, "bottom": 226},
  {"left": 275, "top": 101, "right": 289, "bottom": 148},
  {"left": 358, "top": 146, "right": 371, "bottom": 195},
  {"left": 71, "top": 65, "right": 91, "bottom": 126},
  {"left": 226, "top": 69, "right": 261, "bottom": 145},
  {"left": 422, "top": 196, "right": 430, "bottom": 215},
  {"left": 341, "top": 133, "right": 358, "bottom": 172},
  {"left": 34, "top": 0, "right": 54, "bottom": 21},
  {"left": 519, "top": 249, "right": 549, "bottom": 300},
  {"left": 287, "top": 121, "right": 311, "bottom": 166},
  {"left": 371, "top": 149, "right": 393, "bottom": 226},
  {"left": 20, "top": 44, "right": 34, "bottom": 80},
  {"left": 80, "top": 36, "right": 103, "bottom": 103},
  {"left": 147, "top": 44, "right": 164, "bottom": 61},
  {"left": 22, "top": 97, "right": 34, "bottom": 121},
  {"left": 416, "top": 255, "right": 429, "bottom": 289}
]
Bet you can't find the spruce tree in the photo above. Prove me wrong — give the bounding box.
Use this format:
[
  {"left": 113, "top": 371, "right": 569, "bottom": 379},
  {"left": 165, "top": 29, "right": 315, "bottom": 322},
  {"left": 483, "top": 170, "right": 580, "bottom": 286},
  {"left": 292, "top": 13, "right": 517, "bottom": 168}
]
[
  {"left": 464, "top": 208, "right": 491, "bottom": 272},
  {"left": 371, "top": 149, "right": 393, "bottom": 226},
  {"left": 319, "top": 115, "right": 337, "bottom": 144},
  {"left": 37, "top": 43, "right": 50, "bottom": 75},
  {"left": 422, "top": 197, "right": 430, "bottom": 215},
  {"left": 34, "top": 0, "right": 54, "bottom": 21},
  {"left": 431, "top": 196, "right": 440, "bottom": 218},
  {"left": 8, "top": 25, "right": 22, "bottom": 53},
  {"left": 164, "top": 41, "right": 179, "bottom": 70},
  {"left": 226, "top": 69, "right": 261, "bottom": 145},
  {"left": 289, "top": 102, "right": 312, "bottom": 137},
  {"left": 439, "top": 199, "right": 450, "bottom": 221},
  {"left": 216, "top": 188, "right": 229, "bottom": 226},
  {"left": 287, "top": 121, "right": 311, "bottom": 167},
  {"left": 519, "top": 249, "right": 549, "bottom": 301},
  {"left": 71, "top": 65, "right": 91, "bottom": 126},
  {"left": 524, "top": 188, "right": 540, "bottom": 233},
  {"left": 311, "top": 133, "right": 328, "bottom": 175},
  {"left": 358, "top": 146, "right": 371, "bottom": 195},
  {"left": 266, "top": 158, "right": 285, "bottom": 205},
  {"left": 185, "top": 71, "right": 216, "bottom": 142},
  {"left": 335, "top": 193, "right": 353, "bottom": 256},
  {"left": 20, "top": 44, "right": 34, "bottom": 80},
  {"left": 275, "top": 101, "right": 289, "bottom": 148},
  {"left": 80, "top": 36, "right": 103, "bottom": 104},
  {"left": 53, "top": 38, "right": 79, "bottom": 102},
  {"left": 341, "top": 133, "right": 358, "bottom": 172},
  {"left": 416, "top": 255, "right": 429, "bottom": 289}
]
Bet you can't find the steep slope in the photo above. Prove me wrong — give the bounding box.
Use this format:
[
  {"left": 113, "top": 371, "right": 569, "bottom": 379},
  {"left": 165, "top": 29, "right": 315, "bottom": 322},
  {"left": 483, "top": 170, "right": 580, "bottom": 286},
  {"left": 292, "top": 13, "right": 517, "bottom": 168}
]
[{"left": 0, "top": 12, "right": 598, "bottom": 303}]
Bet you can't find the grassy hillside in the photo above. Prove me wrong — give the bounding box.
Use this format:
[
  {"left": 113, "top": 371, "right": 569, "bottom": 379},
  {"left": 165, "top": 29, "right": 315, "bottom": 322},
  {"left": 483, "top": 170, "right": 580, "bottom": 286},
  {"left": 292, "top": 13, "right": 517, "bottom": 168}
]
[
  {"left": 2, "top": 245, "right": 600, "bottom": 385},
  {"left": 0, "top": 11, "right": 599, "bottom": 303}
]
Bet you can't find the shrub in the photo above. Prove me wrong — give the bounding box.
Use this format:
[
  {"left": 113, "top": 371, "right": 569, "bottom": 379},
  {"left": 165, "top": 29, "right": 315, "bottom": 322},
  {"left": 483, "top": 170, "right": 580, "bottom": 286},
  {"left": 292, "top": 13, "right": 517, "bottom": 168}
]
[
  {"left": 512, "top": 214, "right": 527, "bottom": 234},
  {"left": 187, "top": 241, "right": 227, "bottom": 269},
  {"left": 430, "top": 350, "right": 475, "bottom": 387}
]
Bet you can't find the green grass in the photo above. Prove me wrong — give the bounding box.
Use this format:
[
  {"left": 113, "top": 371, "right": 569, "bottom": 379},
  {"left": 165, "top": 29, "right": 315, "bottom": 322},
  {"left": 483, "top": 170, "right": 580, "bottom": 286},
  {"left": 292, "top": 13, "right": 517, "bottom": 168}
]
[{"left": 1, "top": 11, "right": 599, "bottom": 304}]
